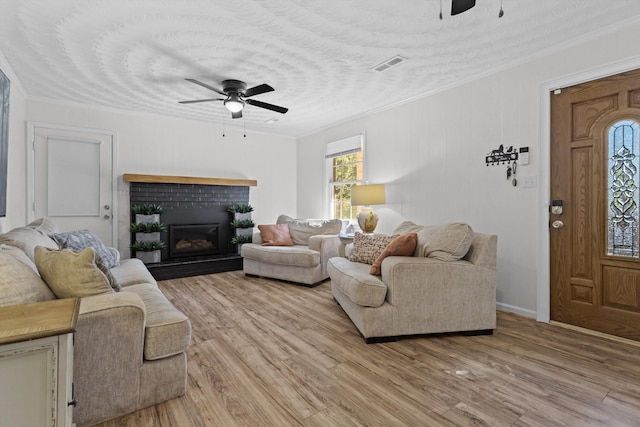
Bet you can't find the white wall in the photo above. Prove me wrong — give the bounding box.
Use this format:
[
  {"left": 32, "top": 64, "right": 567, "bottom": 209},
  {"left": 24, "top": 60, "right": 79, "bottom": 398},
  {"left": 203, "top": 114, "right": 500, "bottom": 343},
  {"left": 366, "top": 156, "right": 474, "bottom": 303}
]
[
  {"left": 0, "top": 53, "right": 27, "bottom": 233},
  {"left": 297, "top": 20, "right": 640, "bottom": 317},
  {"left": 22, "top": 99, "right": 297, "bottom": 255}
]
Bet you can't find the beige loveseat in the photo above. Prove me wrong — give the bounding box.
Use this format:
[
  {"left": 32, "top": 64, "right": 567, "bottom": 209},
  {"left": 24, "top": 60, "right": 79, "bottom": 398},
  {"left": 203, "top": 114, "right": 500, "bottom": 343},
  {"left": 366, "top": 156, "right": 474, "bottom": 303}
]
[
  {"left": 0, "top": 218, "right": 191, "bottom": 427},
  {"left": 328, "top": 221, "right": 497, "bottom": 343},
  {"left": 241, "top": 215, "right": 342, "bottom": 286}
]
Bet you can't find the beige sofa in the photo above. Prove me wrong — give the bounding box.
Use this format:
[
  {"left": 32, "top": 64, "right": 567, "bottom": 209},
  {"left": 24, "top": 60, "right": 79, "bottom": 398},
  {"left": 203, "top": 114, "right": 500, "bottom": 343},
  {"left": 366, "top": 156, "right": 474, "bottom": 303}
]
[
  {"left": 328, "top": 221, "right": 497, "bottom": 343},
  {"left": 241, "top": 215, "right": 342, "bottom": 286},
  {"left": 0, "top": 218, "right": 191, "bottom": 427}
]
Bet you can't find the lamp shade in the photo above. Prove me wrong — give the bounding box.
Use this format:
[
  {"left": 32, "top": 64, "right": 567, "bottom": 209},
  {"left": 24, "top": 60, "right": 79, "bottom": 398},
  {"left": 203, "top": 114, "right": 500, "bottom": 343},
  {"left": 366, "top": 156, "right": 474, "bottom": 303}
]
[{"left": 351, "top": 184, "right": 386, "bottom": 206}]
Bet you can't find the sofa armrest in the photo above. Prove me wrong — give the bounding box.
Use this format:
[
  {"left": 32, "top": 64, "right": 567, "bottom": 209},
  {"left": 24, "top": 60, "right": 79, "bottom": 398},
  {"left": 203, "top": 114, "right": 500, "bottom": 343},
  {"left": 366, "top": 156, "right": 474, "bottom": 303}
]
[
  {"left": 74, "top": 292, "right": 146, "bottom": 426},
  {"left": 309, "top": 235, "right": 341, "bottom": 276}
]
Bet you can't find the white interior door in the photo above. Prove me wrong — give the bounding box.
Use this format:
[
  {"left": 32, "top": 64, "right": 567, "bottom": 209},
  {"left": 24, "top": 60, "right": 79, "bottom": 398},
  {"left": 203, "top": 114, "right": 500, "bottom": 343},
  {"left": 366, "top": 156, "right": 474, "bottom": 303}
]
[{"left": 30, "top": 124, "right": 116, "bottom": 246}]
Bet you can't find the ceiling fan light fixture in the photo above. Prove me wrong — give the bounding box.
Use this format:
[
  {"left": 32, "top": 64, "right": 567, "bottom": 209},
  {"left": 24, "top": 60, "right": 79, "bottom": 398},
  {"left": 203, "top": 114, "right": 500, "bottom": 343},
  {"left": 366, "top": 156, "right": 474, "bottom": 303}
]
[{"left": 224, "top": 94, "right": 245, "bottom": 113}]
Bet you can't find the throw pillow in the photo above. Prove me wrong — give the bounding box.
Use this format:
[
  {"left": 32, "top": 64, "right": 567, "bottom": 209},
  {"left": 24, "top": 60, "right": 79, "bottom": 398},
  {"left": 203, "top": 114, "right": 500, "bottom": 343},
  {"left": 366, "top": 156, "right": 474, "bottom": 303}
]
[
  {"left": 34, "top": 246, "right": 114, "bottom": 298},
  {"left": 26, "top": 217, "right": 60, "bottom": 237},
  {"left": 348, "top": 233, "right": 398, "bottom": 265},
  {"left": 53, "top": 229, "right": 118, "bottom": 268},
  {"left": 258, "top": 224, "right": 294, "bottom": 246},
  {"left": 276, "top": 214, "right": 342, "bottom": 245},
  {"left": 392, "top": 221, "right": 474, "bottom": 261},
  {"left": 0, "top": 245, "right": 56, "bottom": 307},
  {"left": 0, "top": 225, "right": 60, "bottom": 262},
  {"left": 370, "top": 233, "right": 418, "bottom": 275},
  {"left": 94, "top": 253, "right": 120, "bottom": 291},
  {"left": 421, "top": 222, "right": 474, "bottom": 261}
]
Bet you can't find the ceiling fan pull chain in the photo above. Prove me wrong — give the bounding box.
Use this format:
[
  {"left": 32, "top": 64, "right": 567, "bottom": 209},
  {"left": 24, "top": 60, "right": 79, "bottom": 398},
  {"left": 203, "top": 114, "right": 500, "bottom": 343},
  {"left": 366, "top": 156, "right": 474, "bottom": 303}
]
[
  {"left": 499, "top": 0, "right": 504, "bottom": 17},
  {"left": 244, "top": 116, "right": 247, "bottom": 138},
  {"left": 439, "top": 0, "right": 443, "bottom": 20},
  {"left": 222, "top": 115, "right": 226, "bottom": 137}
]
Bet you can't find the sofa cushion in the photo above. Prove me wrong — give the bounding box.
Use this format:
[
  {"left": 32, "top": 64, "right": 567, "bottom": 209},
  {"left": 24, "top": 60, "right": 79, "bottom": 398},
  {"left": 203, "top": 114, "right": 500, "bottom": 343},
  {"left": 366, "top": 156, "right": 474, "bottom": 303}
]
[
  {"left": 34, "top": 246, "right": 115, "bottom": 298},
  {"left": 348, "top": 233, "right": 398, "bottom": 265},
  {"left": 370, "top": 233, "right": 418, "bottom": 275},
  {"left": 277, "top": 215, "right": 342, "bottom": 245},
  {"left": 53, "top": 229, "right": 119, "bottom": 268},
  {"left": 26, "top": 217, "right": 61, "bottom": 237},
  {"left": 241, "top": 243, "right": 320, "bottom": 268},
  {"left": 0, "top": 223, "right": 60, "bottom": 261},
  {"left": 123, "top": 283, "right": 191, "bottom": 360},
  {"left": 110, "top": 258, "right": 158, "bottom": 288},
  {"left": 393, "top": 221, "right": 474, "bottom": 261},
  {"left": 0, "top": 245, "right": 56, "bottom": 307},
  {"left": 258, "top": 224, "right": 294, "bottom": 246},
  {"left": 328, "top": 257, "right": 387, "bottom": 307}
]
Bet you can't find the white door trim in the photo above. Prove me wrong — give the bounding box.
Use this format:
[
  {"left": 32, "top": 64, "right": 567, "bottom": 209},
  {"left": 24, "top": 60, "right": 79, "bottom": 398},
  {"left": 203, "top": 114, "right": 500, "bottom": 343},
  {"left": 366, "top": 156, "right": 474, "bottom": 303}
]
[
  {"left": 26, "top": 121, "right": 119, "bottom": 247},
  {"left": 537, "top": 55, "right": 640, "bottom": 323}
]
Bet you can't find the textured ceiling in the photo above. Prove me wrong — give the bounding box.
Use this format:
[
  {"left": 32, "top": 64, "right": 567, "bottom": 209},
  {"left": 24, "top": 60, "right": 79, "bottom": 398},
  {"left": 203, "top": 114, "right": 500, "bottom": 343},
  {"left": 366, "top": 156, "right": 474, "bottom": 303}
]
[{"left": 1, "top": 0, "right": 640, "bottom": 137}]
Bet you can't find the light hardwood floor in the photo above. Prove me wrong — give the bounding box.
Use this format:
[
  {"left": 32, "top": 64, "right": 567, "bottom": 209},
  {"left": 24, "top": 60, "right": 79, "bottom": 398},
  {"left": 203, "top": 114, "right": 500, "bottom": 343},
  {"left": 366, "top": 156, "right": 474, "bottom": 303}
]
[{"left": 95, "top": 271, "right": 640, "bottom": 426}]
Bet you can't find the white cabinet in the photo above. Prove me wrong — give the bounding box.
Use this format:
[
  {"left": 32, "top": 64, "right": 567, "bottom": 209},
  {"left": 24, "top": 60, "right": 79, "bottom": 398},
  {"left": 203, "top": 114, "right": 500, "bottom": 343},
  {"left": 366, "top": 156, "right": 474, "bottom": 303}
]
[{"left": 0, "top": 298, "right": 79, "bottom": 427}]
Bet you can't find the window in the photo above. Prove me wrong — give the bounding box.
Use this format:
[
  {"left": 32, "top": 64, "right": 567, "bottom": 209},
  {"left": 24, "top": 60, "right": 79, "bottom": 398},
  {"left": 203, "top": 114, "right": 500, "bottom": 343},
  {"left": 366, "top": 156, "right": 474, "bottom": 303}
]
[
  {"left": 607, "top": 120, "right": 640, "bottom": 257},
  {"left": 326, "top": 135, "right": 364, "bottom": 221}
]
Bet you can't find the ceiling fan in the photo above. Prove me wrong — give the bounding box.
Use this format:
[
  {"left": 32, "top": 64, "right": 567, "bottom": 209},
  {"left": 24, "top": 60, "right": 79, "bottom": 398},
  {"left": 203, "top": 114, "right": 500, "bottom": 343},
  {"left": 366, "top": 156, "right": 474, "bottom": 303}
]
[
  {"left": 179, "top": 78, "right": 288, "bottom": 119},
  {"left": 451, "top": 0, "right": 475, "bottom": 15}
]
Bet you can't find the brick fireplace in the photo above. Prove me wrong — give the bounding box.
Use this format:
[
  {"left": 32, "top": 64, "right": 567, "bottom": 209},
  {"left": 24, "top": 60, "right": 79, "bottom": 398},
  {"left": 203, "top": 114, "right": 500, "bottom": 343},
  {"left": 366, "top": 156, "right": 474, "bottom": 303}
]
[{"left": 125, "top": 174, "right": 256, "bottom": 280}]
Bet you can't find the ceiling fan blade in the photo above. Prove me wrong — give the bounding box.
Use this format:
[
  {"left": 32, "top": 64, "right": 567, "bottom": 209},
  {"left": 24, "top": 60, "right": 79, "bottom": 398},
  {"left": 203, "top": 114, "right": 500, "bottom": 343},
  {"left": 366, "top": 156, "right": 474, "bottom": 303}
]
[
  {"left": 451, "top": 0, "right": 475, "bottom": 15},
  {"left": 245, "top": 99, "right": 288, "bottom": 114},
  {"left": 232, "top": 110, "right": 243, "bottom": 119},
  {"left": 185, "top": 78, "right": 226, "bottom": 96},
  {"left": 244, "top": 83, "right": 274, "bottom": 98},
  {"left": 178, "top": 98, "right": 224, "bottom": 104}
]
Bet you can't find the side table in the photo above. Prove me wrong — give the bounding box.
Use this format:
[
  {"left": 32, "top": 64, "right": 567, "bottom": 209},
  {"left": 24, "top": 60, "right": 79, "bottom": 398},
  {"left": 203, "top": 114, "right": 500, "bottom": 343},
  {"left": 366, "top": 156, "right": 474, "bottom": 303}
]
[
  {"left": 0, "top": 298, "right": 80, "bottom": 427},
  {"left": 338, "top": 233, "right": 355, "bottom": 257}
]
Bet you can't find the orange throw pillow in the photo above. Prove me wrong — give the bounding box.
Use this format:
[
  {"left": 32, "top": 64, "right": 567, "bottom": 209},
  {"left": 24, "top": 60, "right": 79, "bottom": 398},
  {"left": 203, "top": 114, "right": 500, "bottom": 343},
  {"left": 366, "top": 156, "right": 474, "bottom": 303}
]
[
  {"left": 370, "top": 233, "right": 418, "bottom": 275},
  {"left": 258, "top": 224, "right": 294, "bottom": 246}
]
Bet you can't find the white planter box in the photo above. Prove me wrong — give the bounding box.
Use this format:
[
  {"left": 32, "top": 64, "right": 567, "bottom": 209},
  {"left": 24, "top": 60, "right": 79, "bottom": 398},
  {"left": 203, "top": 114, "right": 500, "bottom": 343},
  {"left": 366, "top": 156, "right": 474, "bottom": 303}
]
[
  {"left": 135, "top": 214, "right": 160, "bottom": 224},
  {"left": 135, "top": 250, "right": 161, "bottom": 264},
  {"left": 233, "top": 212, "right": 252, "bottom": 222},
  {"left": 135, "top": 232, "right": 160, "bottom": 243},
  {"left": 235, "top": 228, "right": 254, "bottom": 237}
]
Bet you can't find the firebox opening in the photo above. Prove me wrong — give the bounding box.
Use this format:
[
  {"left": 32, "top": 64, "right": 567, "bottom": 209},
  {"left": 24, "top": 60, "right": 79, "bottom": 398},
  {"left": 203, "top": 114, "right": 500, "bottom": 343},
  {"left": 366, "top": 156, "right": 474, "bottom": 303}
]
[{"left": 169, "top": 224, "right": 220, "bottom": 259}]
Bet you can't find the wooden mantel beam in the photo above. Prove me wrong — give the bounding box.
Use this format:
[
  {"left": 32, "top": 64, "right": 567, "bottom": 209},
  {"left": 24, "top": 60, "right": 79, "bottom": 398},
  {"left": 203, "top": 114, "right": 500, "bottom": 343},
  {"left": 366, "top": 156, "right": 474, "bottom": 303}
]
[{"left": 123, "top": 173, "right": 257, "bottom": 187}]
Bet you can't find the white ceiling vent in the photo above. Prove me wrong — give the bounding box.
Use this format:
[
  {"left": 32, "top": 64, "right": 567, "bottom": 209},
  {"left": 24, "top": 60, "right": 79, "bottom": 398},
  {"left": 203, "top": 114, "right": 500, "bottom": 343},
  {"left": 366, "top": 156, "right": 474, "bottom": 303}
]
[{"left": 372, "top": 55, "right": 407, "bottom": 72}]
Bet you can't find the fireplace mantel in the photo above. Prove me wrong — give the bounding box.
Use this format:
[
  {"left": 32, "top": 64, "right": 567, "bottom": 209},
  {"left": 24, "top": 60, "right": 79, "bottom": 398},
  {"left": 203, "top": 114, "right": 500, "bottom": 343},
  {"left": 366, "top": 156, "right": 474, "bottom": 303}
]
[{"left": 123, "top": 173, "right": 257, "bottom": 187}]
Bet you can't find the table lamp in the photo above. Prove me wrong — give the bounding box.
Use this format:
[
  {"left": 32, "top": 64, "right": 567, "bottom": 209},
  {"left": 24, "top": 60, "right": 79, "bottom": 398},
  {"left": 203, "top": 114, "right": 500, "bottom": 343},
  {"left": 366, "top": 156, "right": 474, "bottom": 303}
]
[{"left": 351, "top": 184, "right": 386, "bottom": 233}]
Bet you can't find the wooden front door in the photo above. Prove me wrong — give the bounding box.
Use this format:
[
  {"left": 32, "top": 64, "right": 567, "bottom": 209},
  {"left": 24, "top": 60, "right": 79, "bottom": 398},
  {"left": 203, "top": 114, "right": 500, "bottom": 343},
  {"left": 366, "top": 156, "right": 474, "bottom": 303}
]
[{"left": 550, "top": 68, "right": 640, "bottom": 341}]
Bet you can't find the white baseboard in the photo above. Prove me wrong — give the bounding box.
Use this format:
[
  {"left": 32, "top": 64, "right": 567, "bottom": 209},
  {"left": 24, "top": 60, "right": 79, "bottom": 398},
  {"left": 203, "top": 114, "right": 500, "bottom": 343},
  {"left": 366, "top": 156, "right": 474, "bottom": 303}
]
[{"left": 496, "top": 302, "right": 537, "bottom": 319}]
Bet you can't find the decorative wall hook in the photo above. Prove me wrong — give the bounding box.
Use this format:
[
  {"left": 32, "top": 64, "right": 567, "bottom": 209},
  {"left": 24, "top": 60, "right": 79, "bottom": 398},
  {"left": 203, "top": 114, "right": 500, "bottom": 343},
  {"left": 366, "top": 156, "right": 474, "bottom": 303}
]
[{"left": 486, "top": 144, "right": 518, "bottom": 166}]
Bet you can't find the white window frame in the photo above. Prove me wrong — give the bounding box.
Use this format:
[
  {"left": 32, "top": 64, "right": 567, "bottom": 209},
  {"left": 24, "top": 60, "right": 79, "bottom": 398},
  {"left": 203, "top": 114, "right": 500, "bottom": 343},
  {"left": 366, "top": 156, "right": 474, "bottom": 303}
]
[{"left": 325, "top": 133, "right": 365, "bottom": 221}]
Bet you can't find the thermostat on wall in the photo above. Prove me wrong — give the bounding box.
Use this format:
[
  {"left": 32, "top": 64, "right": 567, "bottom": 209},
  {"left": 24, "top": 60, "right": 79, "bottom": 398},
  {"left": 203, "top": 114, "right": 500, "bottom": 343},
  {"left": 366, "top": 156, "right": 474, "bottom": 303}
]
[{"left": 518, "top": 147, "right": 530, "bottom": 165}]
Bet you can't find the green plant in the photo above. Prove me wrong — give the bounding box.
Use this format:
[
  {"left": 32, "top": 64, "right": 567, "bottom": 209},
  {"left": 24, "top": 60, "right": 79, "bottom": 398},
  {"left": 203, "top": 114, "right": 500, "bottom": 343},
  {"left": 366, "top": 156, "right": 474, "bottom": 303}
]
[
  {"left": 230, "top": 219, "right": 255, "bottom": 229},
  {"left": 130, "top": 222, "right": 166, "bottom": 233},
  {"left": 131, "top": 204, "right": 165, "bottom": 215},
  {"left": 231, "top": 235, "right": 253, "bottom": 245},
  {"left": 227, "top": 204, "right": 254, "bottom": 214},
  {"left": 130, "top": 241, "right": 165, "bottom": 252}
]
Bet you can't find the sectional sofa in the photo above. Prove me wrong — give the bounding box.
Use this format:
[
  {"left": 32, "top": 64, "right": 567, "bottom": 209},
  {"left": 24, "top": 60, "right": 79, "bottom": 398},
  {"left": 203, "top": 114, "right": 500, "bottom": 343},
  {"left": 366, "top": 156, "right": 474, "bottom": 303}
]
[{"left": 0, "top": 218, "right": 191, "bottom": 427}]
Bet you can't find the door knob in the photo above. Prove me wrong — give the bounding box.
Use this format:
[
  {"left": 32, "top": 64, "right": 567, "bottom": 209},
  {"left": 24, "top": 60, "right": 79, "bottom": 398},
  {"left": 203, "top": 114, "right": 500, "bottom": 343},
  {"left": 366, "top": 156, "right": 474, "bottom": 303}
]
[
  {"left": 104, "top": 215, "right": 111, "bottom": 220},
  {"left": 104, "top": 205, "right": 110, "bottom": 210},
  {"left": 551, "top": 220, "right": 564, "bottom": 229}
]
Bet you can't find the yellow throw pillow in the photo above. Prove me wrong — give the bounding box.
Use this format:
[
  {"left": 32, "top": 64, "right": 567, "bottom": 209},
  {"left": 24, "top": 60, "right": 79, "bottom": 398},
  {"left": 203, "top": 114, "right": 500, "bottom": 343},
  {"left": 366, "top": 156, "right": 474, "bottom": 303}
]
[{"left": 34, "top": 246, "right": 114, "bottom": 299}]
